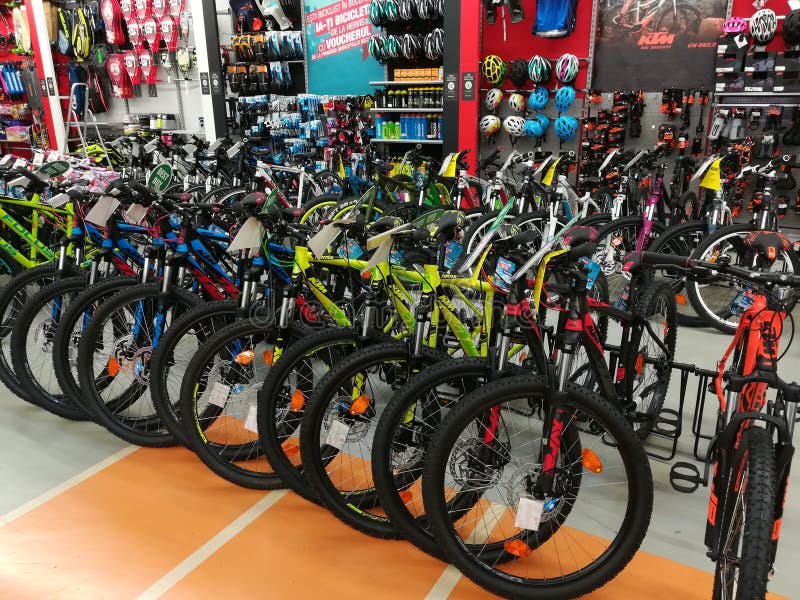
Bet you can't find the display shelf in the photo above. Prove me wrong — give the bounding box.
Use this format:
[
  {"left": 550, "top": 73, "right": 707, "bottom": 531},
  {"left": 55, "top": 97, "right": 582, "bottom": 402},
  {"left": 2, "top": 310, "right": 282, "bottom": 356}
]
[
  {"left": 370, "top": 80, "right": 444, "bottom": 86},
  {"left": 716, "top": 91, "right": 800, "bottom": 96},
  {"left": 370, "top": 138, "right": 443, "bottom": 144},
  {"left": 370, "top": 108, "right": 443, "bottom": 113}
]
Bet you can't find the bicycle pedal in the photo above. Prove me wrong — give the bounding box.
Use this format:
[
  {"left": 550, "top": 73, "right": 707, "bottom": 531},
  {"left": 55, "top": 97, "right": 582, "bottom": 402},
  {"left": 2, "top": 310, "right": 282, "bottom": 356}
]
[{"left": 669, "top": 461, "right": 705, "bottom": 493}]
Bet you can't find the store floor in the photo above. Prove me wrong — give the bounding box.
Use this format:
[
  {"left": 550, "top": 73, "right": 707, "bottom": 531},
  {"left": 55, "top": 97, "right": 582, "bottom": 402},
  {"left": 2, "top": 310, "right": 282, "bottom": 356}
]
[{"left": 0, "top": 324, "right": 798, "bottom": 599}]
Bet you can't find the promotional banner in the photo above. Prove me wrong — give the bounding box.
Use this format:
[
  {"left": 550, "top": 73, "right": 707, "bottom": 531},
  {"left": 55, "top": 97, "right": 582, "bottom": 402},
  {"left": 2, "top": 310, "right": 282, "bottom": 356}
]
[
  {"left": 593, "top": 0, "right": 727, "bottom": 90},
  {"left": 304, "top": 0, "right": 383, "bottom": 95}
]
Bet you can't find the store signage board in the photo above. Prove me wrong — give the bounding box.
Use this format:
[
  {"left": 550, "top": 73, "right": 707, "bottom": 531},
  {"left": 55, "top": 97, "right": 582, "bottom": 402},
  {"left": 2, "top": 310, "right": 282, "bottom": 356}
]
[
  {"left": 147, "top": 163, "right": 174, "bottom": 192},
  {"left": 199, "top": 72, "right": 210, "bottom": 95},
  {"left": 304, "top": 0, "right": 384, "bottom": 95},
  {"left": 461, "top": 72, "right": 475, "bottom": 101},
  {"left": 444, "top": 73, "right": 457, "bottom": 102},
  {"left": 36, "top": 160, "right": 71, "bottom": 178}
]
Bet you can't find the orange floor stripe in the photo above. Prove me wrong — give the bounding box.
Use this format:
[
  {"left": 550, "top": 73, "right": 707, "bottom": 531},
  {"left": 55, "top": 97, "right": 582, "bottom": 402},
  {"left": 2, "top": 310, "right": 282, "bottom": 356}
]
[
  {"left": 0, "top": 447, "right": 265, "bottom": 598},
  {"left": 161, "top": 492, "right": 448, "bottom": 600}
]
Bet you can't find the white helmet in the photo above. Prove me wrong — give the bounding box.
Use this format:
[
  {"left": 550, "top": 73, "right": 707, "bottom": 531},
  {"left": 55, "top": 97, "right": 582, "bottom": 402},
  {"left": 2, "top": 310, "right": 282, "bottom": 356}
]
[
  {"left": 480, "top": 114, "right": 502, "bottom": 135},
  {"left": 503, "top": 115, "right": 526, "bottom": 138},
  {"left": 750, "top": 8, "right": 777, "bottom": 45},
  {"left": 508, "top": 93, "right": 525, "bottom": 113},
  {"left": 485, "top": 88, "right": 504, "bottom": 111}
]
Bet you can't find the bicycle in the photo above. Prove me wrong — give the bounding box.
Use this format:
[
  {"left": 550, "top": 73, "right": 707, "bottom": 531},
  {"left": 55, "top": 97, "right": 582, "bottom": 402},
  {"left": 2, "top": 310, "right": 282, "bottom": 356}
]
[
  {"left": 600, "top": 0, "right": 701, "bottom": 39},
  {"left": 628, "top": 247, "right": 800, "bottom": 599}
]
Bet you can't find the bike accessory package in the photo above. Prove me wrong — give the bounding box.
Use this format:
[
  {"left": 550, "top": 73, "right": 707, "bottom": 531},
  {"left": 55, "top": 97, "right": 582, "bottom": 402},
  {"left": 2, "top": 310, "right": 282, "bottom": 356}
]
[{"left": 533, "top": 0, "right": 578, "bottom": 38}]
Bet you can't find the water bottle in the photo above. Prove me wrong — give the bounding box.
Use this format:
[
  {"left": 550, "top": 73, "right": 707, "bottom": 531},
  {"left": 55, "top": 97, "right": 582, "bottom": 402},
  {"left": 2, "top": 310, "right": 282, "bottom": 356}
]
[{"left": 375, "top": 114, "right": 384, "bottom": 139}]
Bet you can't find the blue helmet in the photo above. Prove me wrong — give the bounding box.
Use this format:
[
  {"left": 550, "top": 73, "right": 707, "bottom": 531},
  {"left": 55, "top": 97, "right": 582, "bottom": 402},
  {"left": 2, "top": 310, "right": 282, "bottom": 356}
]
[
  {"left": 524, "top": 119, "right": 544, "bottom": 138},
  {"left": 554, "top": 86, "right": 576, "bottom": 113},
  {"left": 535, "top": 114, "right": 550, "bottom": 131},
  {"left": 554, "top": 115, "right": 580, "bottom": 141},
  {"left": 527, "top": 86, "right": 549, "bottom": 111}
]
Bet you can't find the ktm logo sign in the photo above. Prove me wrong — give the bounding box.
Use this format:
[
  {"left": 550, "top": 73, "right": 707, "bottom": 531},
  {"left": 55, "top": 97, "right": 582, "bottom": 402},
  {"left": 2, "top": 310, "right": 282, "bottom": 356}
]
[{"left": 638, "top": 32, "right": 675, "bottom": 46}]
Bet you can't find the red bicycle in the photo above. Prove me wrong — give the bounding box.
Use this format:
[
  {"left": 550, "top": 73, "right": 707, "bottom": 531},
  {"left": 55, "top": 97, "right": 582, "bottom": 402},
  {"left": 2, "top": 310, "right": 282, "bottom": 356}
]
[{"left": 628, "top": 240, "right": 799, "bottom": 600}]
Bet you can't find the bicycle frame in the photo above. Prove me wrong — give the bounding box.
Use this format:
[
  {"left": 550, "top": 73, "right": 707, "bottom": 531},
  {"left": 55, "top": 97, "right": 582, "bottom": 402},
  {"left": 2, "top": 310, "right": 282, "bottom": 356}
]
[{"left": 0, "top": 196, "right": 72, "bottom": 267}]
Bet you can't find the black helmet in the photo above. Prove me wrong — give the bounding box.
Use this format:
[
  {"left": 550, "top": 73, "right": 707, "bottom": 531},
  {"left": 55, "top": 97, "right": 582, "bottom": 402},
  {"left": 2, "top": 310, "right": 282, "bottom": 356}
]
[
  {"left": 397, "top": 0, "right": 415, "bottom": 21},
  {"left": 401, "top": 33, "right": 422, "bottom": 60},
  {"left": 417, "top": 0, "right": 435, "bottom": 20},
  {"left": 508, "top": 59, "right": 528, "bottom": 89},
  {"left": 785, "top": 10, "right": 800, "bottom": 46}
]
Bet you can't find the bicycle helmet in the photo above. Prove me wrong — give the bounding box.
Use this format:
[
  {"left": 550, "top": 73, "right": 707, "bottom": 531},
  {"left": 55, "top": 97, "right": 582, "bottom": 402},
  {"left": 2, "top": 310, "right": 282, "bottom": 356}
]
[
  {"left": 368, "top": 0, "right": 385, "bottom": 26},
  {"left": 555, "top": 53, "right": 579, "bottom": 84},
  {"left": 525, "top": 119, "right": 544, "bottom": 138},
  {"left": 554, "top": 115, "right": 580, "bottom": 141},
  {"left": 784, "top": 10, "right": 800, "bottom": 46},
  {"left": 485, "top": 88, "right": 503, "bottom": 111},
  {"left": 383, "top": 35, "right": 401, "bottom": 59},
  {"left": 750, "top": 8, "right": 777, "bottom": 45},
  {"left": 508, "top": 92, "right": 525, "bottom": 113},
  {"left": 527, "top": 86, "right": 549, "bottom": 111},
  {"left": 481, "top": 55, "right": 506, "bottom": 86},
  {"left": 397, "top": 0, "right": 415, "bottom": 21},
  {"left": 436, "top": 0, "right": 444, "bottom": 17},
  {"left": 383, "top": 0, "right": 400, "bottom": 21},
  {"left": 528, "top": 55, "right": 551, "bottom": 83},
  {"left": 508, "top": 59, "right": 529, "bottom": 89},
  {"left": 722, "top": 17, "right": 747, "bottom": 35},
  {"left": 479, "top": 114, "right": 501, "bottom": 136},
  {"left": 503, "top": 115, "right": 526, "bottom": 139},
  {"left": 554, "top": 85, "right": 576, "bottom": 113},
  {"left": 401, "top": 33, "right": 422, "bottom": 60},
  {"left": 535, "top": 114, "right": 550, "bottom": 132},
  {"left": 424, "top": 29, "right": 443, "bottom": 60},
  {"left": 368, "top": 36, "right": 385, "bottom": 62}
]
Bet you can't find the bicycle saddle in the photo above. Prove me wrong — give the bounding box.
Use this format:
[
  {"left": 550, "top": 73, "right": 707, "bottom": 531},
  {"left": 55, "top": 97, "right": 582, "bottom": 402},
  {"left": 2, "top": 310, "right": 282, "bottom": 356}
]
[
  {"left": 744, "top": 230, "right": 791, "bottom": 262},
  {"left": 562, "top": 225, "right": 599, "bottom": 246}
]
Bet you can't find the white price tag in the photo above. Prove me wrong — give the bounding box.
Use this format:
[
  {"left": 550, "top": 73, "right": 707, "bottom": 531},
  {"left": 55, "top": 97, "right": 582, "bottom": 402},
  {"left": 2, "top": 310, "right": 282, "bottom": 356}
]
[
  {"left": 208, "top": 381, "right": 230, "bottom": 408},
  {"left": 244, "top": 404, "right": 259, "bottom": 433},
  {"left": 790, "top": 0, "right": 800, "bottom": 11},
  {"left": 85, "top": 195, "right": 121, "bottom": 227},
  {"left": 325, "top": 420, "right": 350, "bottom": 450},
  {"left": 734, "top": 33, "right": 749, "bottom": 49},
  {"left": 32, "top": 152, "right": 45, "bottom": 167},
  {"left": 514, "top": 497, "right": 545, "bottom": 531},
  {"left": 0, "top": 154, "right": 13, "bottom": 166},
  {"left": 46, "top": 193, "right": 71, "bottom": 208},
  {"left": 13, "top": 158, "right": 27, "bottom": 169},
  {"left": 125, "top": 203, "right": 148, "bottom": 224},
  {"left": 228, "top": 217, "right": 264, "bottom": 253},
  {"left": 308, "top": 222, "right": 341, "bottom": 258}
]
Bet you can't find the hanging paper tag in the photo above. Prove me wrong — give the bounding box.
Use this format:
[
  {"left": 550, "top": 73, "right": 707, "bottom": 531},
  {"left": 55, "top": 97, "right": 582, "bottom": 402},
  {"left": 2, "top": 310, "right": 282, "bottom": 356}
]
[
  {"left": 443, "top": 240, "right": 462, "bottom": 269},
  {"left": 119, "top": 0, "right": 133, "bottom": 20},
  {"left": 243, "top": 405, "right": 258, "bottom": 433},
  {"left": 308, "top": 222, "right": 341, "bottom": 257},
  {"left": 207, "top": 381, "right": 230, "bottom": 408},
  {"left": 125, "top": 203, "right": 148, "bottom": 224},
  {"left": 134, "top": 0, "right": 151, "bottom": 20},
  {"left": 700, "top": 158, "right": 723, "bottom": 191},
  {"left": 142, "top": 16, "right": 161, "bottom": 50},
  {"left": 494, "top": 257, "right": 516, "bottom": 293},
  {"left": 337, "top": 239, "right": 364, "bottom": 260},
  {"left": 228, "top": 217, "right": 264, "bottom": 252},
  {"left": 580, "top": 258, "right": 601, "bottom": 290},
  {"left": 46, "top": 193, "right": 71, "bottom": 208},
  {"left": 514, "top": 497, "right": 545, "bottom": 531},
  {"left": 362, "top": 239, "right": 391, "bottom": 274},
  {"left": 167, "top": 0, "right": 184, "bottom": 18},
  {"left": 85, "top": 195, "right": 121, "bottom": 226},
  {"left": 325, "top": 420, "right": 349, "bottom": 450},
  {"left": 152, "top": 0, "right": 166, "bottom": 18}
]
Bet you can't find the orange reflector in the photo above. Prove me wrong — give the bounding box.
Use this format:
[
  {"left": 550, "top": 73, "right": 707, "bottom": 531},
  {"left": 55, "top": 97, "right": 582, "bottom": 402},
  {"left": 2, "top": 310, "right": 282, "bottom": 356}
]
[
  {"left": 282, "top": 440, "right": 300, "bottom": 457},
  {"left": 663, "top": 319, "right": 669, "bottom": 338},
  {"left": 107, "top": 357, "right": 120, "bottom": 377},
  {"left": 263, "top": 350, "right": 274, "bottom": 366},
  {"left": 290, "top": 389, "right": 305, "bottom": 412},
  {"left": 635, "top": 353, "right": 644, "bottom": 375},
  {"left": 582, "top": 448, "right": 603, "bottom": 473},
  {"left": 675, "top": 293, "right": 687, "bottom": 306},
  {"left": 350, "top": 394, "right": 370, "bottom": 415},
  {"left": 361, "top": 271, "right": 372, "bottom": 280},
  {"left": 235, "top": 349, "right": 255, "bottom": 365},
  {"left": 519, "top": 352, "right": 528, "bottom": 363},
  {"left": 504, "top": 539, "right": 532, "bottom": 558},
  {"left": 398, "top": 490, "right": 413, "bottom": 503}
]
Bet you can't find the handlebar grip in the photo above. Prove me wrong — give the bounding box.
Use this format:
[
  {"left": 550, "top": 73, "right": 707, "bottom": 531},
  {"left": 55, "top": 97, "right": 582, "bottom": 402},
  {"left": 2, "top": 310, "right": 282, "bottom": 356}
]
[
  {"left": 163, "top": 192, "right": 194, "bottom": 202},
  {"left": 622, "top": 251, "right": 691, "bottom": 273},
  {"left": 567, "top": 242, "right": 597, "bottom": 262}
]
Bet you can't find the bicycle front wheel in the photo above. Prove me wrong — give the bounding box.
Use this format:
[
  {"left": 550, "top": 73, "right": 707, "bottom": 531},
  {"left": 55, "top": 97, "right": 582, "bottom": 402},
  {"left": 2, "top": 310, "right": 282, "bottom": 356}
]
[
  {"left": 422, "top": 375, "right": 653, "bottom": 600},
  {"left": 712, "top": 426, "right": 776, "bottom": 600}
]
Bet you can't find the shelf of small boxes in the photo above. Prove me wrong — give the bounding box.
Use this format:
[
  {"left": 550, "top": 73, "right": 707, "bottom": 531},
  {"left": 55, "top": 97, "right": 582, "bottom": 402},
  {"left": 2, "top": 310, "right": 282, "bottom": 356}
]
[{"left": 715, "top": 35, "right": 800, "bottom": 94}]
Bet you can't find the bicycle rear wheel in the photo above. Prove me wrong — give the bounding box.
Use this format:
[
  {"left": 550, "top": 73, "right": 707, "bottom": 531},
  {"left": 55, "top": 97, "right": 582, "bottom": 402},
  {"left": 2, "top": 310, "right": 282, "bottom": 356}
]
[
  {"left": 422, "top": 375, "right": 653, "bottom": 600},
  {"left": 712, "top": 426, "right": 775, "bottom": 600}
]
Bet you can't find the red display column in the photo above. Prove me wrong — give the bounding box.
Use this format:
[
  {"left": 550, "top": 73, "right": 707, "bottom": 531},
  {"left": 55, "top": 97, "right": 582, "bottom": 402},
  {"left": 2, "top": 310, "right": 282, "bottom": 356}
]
[
  {"left": 443, "top": 0, "right": 481, "bottom": 173},
  {"left": 25, "top": 0, "right": 65, "bottom": 151}
]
